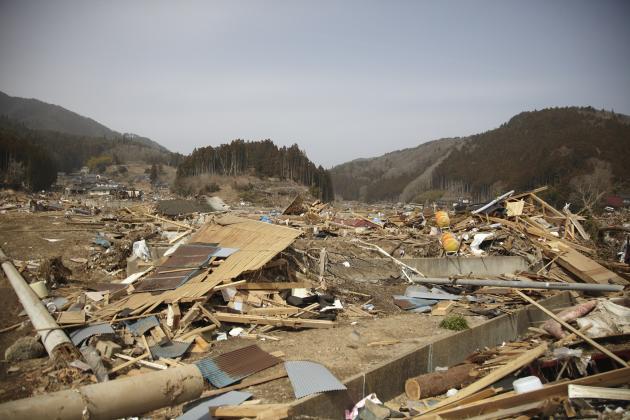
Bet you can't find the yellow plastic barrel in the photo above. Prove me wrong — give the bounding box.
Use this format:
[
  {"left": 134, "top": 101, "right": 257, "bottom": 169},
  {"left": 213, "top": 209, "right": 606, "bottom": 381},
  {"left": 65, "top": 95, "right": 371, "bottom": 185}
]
[
  {"left": 441, "top": 232, "right": 460, "bottom": 253},
  {"left": 435, "top": 211, "right": 450, "bottom": 228}
]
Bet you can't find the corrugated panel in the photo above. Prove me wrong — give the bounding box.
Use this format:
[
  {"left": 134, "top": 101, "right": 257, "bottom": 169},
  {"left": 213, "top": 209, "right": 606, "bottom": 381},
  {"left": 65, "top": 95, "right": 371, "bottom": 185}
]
[
  {"left": 179, "top": 391, "right": 252, "bottom": 420},
  {"left": 133, "top": 269, "right": 198, "bottom": 293},
  {"left": 161, "top": 244, "right": 219, "bottom": 268},
  {"left": 193, "top": 216, "right": 302, "bottom": 282},
  {"left": 69, "top": 323, "right": 115, "bottom": 346},
  {"left": 150, "top": 340, "right": 191, "bottom": 359},
  {"left": 127, "top": 315, "right": 159, "bottom": 336},
  {"left": 195, "top": 345, "right": 281, "bottom": 388},
  {"left": 392, "top": 295, "right": 437, "bottom": 310},
  {"left": 285, "top": 361, "right": 347, "bottom": 399}
]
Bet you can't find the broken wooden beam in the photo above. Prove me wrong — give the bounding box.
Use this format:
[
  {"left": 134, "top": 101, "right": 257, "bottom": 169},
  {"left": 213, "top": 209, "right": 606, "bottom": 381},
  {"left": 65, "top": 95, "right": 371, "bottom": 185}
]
[
  {"left": 213, "top": 312, "right": 334, "bottom": 328},
  {"left": 209, "top": 404, "right": 290, "bottom": 419},
  {"left": 435, "top": 367, "right": 630, "bottom": 418},
  {"left": 568, "top": 384, "right": 630, "bottom": 401},
  {"left": 514, "top": 290, "right": 628, "bottom": 367},
  {"left": 418, "top": 342, "right": 549, "bottom": 415},
  {"left": 405, "top": 363, "right": 478, "bottom": 400}
]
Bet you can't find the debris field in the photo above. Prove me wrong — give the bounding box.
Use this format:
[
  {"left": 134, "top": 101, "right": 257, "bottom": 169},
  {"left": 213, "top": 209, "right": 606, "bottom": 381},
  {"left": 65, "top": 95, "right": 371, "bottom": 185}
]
[{"left": 0, "top": 185, "right": 629, "bottom": 419}]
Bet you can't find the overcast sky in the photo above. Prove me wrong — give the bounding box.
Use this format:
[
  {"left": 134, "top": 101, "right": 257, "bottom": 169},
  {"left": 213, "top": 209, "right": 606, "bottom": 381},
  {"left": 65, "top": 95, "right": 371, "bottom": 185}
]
[{"left": 1, "top": 1, "right": 629, "bottom": 167}]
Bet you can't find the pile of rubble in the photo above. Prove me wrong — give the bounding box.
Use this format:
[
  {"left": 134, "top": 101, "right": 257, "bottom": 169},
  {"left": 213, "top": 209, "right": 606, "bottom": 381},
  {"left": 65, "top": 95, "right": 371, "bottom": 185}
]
[{"left": 0, "top": 186, "right": 628, "bottom": 419}]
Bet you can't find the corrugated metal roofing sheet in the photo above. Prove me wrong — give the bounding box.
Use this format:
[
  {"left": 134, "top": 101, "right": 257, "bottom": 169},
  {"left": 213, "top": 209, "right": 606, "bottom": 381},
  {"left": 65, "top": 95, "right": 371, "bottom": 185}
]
[
  {"left": 195, "top": 345, "right": 281, "bottom": 388},
  {"left": 179, "top": 391, "right": 252, "bottom": 420},
  {"left": 127, "top": 315, "right": 159, "bottom": 336},
  {"left": 392, "top": 295, "right": 438, "bottom": 310},
  {"left": 69, "top": 323, "right": 115, "bottom": 346},
  {"left": 150, "top": 340, "right": 191, "bottom": 359},
  {"left": 285, "top": 360, "right": 347, "bottom": 399},
  {"left": 133, "top": 269, "right": 198, "bottom": 293}
]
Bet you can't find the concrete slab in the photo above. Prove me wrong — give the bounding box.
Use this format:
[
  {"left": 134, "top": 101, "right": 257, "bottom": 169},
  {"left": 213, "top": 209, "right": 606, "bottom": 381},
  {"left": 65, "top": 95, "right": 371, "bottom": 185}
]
[{"left": 404, "top": 256, "right": 530, "bottom": 277}]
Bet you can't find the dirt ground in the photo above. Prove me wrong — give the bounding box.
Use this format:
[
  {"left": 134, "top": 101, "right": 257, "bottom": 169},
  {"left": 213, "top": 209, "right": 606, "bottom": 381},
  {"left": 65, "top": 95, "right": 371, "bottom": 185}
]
[{"left": 0, "top": 209, "right": 486, "bottom": 415}]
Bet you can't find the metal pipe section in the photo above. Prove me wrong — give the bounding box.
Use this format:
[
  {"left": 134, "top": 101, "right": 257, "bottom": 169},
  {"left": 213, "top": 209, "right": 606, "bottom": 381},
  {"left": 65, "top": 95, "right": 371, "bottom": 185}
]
[
  {"left": 0, "top": 364, "right": 205, "bottom": 420},
  {"left": 410, "top": 276, "right": 624, "bottom": 292},
  {"left": 0, "top": 247, "right": 75, "bottom": 359}
]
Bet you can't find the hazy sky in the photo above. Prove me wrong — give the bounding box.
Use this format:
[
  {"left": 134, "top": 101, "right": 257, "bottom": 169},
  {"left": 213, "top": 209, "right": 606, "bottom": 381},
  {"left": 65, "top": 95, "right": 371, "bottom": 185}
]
[{"left": 1, "top": 1, "right": 629, "bottom": 167}]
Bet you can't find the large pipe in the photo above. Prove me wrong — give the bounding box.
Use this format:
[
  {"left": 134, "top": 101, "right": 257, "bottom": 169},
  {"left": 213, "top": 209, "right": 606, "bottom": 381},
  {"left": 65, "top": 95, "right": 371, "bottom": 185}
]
[
  {"left": 0, "top": 247, "right": 77, "bottom": 361},
  {"left": 410, "top": 276, "right": 624, "bottom": 292},
  {"left": 0, "top": 364, "right": 205, "bottom": 420}
]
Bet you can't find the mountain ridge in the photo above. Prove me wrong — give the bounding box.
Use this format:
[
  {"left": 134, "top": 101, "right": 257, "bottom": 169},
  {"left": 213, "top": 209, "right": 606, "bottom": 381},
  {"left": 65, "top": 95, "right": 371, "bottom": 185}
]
[
  {"left": 0, "top": 90, "right": 169, "bottom": 152},
  {"left": 331, "top": 107, "right": 630, "bottom": 204}
]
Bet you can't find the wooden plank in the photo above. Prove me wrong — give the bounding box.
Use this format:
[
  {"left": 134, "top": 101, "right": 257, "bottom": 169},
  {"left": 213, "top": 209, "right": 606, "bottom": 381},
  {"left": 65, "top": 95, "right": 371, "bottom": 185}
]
[
  {"left": 417, "top": 343, "right": 549, "bottom": 416},
  {"left": 249, "top": 307, "right": 301, "bottom": 316},
  {"left": 431, "top": 301, "right": 454, "bottom": 316},
  {"left": 529, "top": 193, "right": 565, "bottom": 218},
  {"left": 434, "top": 367, "right": 630, "bottom": 418},
  {"left": 168, "top": 229, "right": 192, "bottom": 244},
  {"left": 57, "top": 311, "right": 86, "bottom": 325},
  {"left": 514, "top": 290, "right": 628, "bottom": 367},
  {"left": 198, "top": 305, "right": 222, "bottom": 328},
  {"left": 463, "top": 401, "right": 551, "bottom": 420},
  {"left": 552, "top": 246, "right": 627, "bottom": 285},
  {"left": 114, "top": 353, "right": 167, "bottom": 370},
  {"left": 213, "top": 312, "right": 334, "bottom": 328},
  {"left": 109, "top": 352, "right": 149, "bottom": 374},
  {"left": 142, "top": 212, "right": 192, "bottom": 230},
  {"left": 568, "top": 385, "right": 630, "bottom": 400},
  {"left": 213, "top": 280, "right": 247, "bottom": 290},
  {"left": 210, "top": 404, "right": 290, "bottom": 418},
  {"left": 234, "top": 282, "right": 313, "bottom": 290},
  {"left": 508, "top": 186, "right": 549, "bottom": 201},
  {"left": 175, "top": 324, "right": 217, "bottom": 341}
]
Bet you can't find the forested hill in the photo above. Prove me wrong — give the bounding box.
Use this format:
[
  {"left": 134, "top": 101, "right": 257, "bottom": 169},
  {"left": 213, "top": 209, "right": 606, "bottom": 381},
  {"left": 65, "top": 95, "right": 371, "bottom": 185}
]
[
  {"left": 331, "top": 107, "right": 630, "bottom": 203},
  {"left": 176, "top": 140, "right": 334, "bottom": 202},
  {"left": 0, "top": 90, "right": 168, "bottom": 152},
  {"left": 330, "top": 138, "right": 462, "bottom": 202},
  {"left": 0, "top": 117, "right": 180, "bottom": 190}
]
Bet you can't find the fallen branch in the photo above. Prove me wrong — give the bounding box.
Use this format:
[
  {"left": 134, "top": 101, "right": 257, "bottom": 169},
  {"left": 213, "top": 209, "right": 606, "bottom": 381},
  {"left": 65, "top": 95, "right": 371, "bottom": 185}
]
[{"left": 353, "top": 239, "right": 425, "bottom": 278}]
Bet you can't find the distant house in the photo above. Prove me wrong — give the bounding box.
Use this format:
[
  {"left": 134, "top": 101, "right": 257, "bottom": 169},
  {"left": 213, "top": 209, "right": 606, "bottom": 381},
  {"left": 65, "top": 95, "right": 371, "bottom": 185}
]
[
  {"left": 88, "top": 185, "right": 117, "bottom": 196},
  {"left": 119, "top": 189, "right": 143, "bottom": 199}
]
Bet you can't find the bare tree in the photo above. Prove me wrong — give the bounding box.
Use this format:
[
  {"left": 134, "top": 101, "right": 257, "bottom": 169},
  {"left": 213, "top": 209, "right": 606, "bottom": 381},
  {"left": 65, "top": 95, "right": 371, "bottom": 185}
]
[{"left": 570, "top": 159, "right": 613, "bottom": 215}]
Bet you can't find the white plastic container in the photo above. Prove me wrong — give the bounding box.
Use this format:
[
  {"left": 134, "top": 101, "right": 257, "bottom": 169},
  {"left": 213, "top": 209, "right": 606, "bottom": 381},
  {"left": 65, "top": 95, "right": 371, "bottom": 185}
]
[
  {"left": 30, "top": 281, "right": 48, "bottom": 299},
  {"left": 513, "top": 376, "right": 543, "bottom": 394}
]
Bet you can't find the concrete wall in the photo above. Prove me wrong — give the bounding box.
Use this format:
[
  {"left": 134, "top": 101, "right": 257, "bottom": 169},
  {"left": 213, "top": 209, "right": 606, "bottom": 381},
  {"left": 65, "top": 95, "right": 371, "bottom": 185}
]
[
  {"left": 290, "top": 292, "right": 573, "bottom": 419},
  {"left": 404, "top": 256, "right": 531, "bottom": 277}
]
